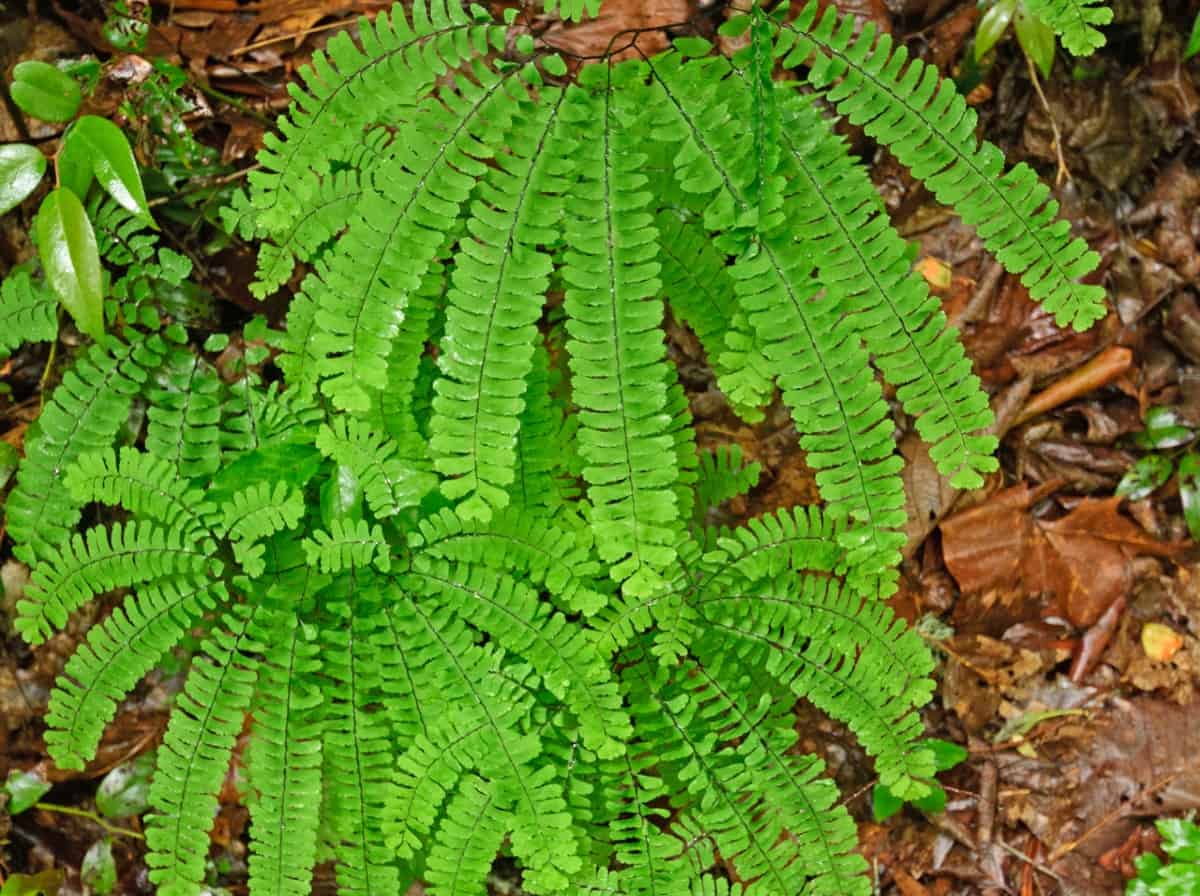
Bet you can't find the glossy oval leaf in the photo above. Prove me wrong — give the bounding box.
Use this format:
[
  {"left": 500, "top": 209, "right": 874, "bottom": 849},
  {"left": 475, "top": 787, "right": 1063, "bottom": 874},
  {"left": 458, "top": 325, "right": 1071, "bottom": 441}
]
[
  {"left": 10, "top": 60, "right": 82, "bottom": 123},
  {"left": 71, "top": 116, "right": 153, "bottom": 224},
  {"left": 0, "top": 144, "right": 47, "bottom": 217},
  {"left": 1186, "top": 11, "right": 1200, "bottom": 61},
  {"left": 56, "top": 128, "right": 94, "bottom": 200},
  {"left": 1015, "top": 7, "right": 1056, "bottom": 78},
  {"left": 1115, "top": 454, "right": 1174, "bottom": 501},
  {"left": 975, "top": 0, "right": 1017, "bottom": 60},
  {"left": 35, "top": 188, "right": 104, "bottom": 340},
  {"left": 1178, "top": 453, "right": 1200, "bottom": 541}
]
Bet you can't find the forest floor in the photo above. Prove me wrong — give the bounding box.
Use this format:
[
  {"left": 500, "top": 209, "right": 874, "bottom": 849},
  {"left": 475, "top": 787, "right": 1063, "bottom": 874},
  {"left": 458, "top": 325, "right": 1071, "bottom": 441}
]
[{"left": 1, "top": 1, "right": 1198, "bottom": 894}]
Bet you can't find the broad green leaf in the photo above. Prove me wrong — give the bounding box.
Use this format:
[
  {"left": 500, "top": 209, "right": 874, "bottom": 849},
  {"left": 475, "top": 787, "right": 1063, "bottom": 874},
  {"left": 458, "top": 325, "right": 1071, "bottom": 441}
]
[
  {"left": 1186, "top": 12, "right": 1200, "bottom": 61},
  {"left": 96, "top": 753, "right": 154, "bottom": 818},
  {"left": 81, "top": 840, "right": 116, "bottom": 896},
  {"left": 1178, "top": 453, "right": 1200, "bottom": 541},
  {"left": 56, "top": 129, "right": 94, "bottom": 200},
  {"left": 1136, "top": 408, "right": 1196, "bottom": 450},
  {"left": 871, "top": 783, "right": 904, "bottom": 821},
  {"left": 1116, "top": 455, "right": 1174, "bottom": 501},
  {"left": 70, "top": 116, "right": 153, "bottom": 224},
  {"left": 1015, "top": 6, "right": 1056, "bottom": 78},
  {"left": 926, "top": 738, "right": 968, "bottom": 772},
  {"left": 4, "top": 768, "right": 51, "bottom": 814},
  {"left": 910, "top": 783, "right": 948, "bottom": 815},
  {"left": 9, "top": 60, "right": 81, "bottom": 123},
  {"left": 320, "top": 463, "right": 363, "bottom": 526},
  {"left": 0, "top": 145, "right": 46, "bottom": 216},
  {"left": 35, "top": 188, "right": 104, "bottom": 340},
  {"left": 976, "top": 0, "right": 1017, "bottom": 60}
]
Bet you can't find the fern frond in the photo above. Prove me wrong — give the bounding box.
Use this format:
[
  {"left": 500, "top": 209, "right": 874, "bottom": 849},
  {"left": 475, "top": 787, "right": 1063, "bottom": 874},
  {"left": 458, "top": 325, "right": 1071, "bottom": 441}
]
[
  {"left": 414, "top": 506, "right": 607, "bottom": 617},
  {"left": 320, "top": 574, "right": 403, "bottom": 895},
  {"left": 8, "top": 333, "right": 166, "bottom": 564},
  {"left": 44, "top": 578, "right": 225, "bottom": 770},
  {"left": 425, "top": 775, "right": 509, "bottom": 896},
  {"left": 17, "top": 521, "right": 219, "bottom": 644},
  {"left": 1021, "top": 0, "right": 1112, "bottom": 55},
  {"left": 0, "top": 269, "right": 57, "bottom": 356},
  {"left": 303, "top": 519, "right": 391, "bottom": 573},
  {"left": 702, "top": 505, "right": 845, "bottom": 584},
  {"left": 63, "top": 447, "right": 208, "bottom": 529},
  {"left": 145, "top": 346, "right": 225, "bottom": 480},
  {"left": 146, "top": 605, "right": 262, "bottom": 895},
  {"left": 252, "top": 132, "right": 389, "bottom": 297},
  {"left": 245, "top": 610, "right": 324, "bottom": 896},
  {"left": 247, "top": 1, "right": 501, "bottom": 234},
  {"left": 511, "top": 345, "right": 578, "bottom": 511},
  {"left": 220, "top": 481, "right": 306, "bottom": 576},
  {"left": 316, "top": 418, "right": 436, "bottom": 518},
  {"left": 407, "top": 555, "right": 630, "bottom": 758},
  {"left": 655, "top": 211, "right": 773, "bottom": 420},
  {"left": 308, "top": 60, "right": 528, "bottom": 412},
  {"left": 695, "top": 573, "right": 936, "bottom": 797},
  {"left": 695, "top": 445, "right": 761, "bottom": 518},
  {"left": 542, "top": 0, "right": 601, "bottom": 21},
  {"left": 431, "top": 85, "right": 571, "bottom": 519},
  {"left": 686, "top": 657, "right": 869, "bottom": 895},
  {"left": 777, "top": 3, "right": 1106, "bottom": 328},
  {"left": 776, "top": 91, "right": 997, "bottom": 488},
  {"left": 562, "top": 69, "right": 681, "bottom": 596}
]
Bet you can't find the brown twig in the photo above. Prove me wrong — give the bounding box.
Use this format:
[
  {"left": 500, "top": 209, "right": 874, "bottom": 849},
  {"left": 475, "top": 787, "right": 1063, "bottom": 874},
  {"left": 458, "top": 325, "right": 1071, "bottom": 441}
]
[
  {"left": 1024, "top": 52, "right": 1070, "bottom": 186},
  {"left": 1014, "top": 345, "right": 1132, "bottom": 425}
]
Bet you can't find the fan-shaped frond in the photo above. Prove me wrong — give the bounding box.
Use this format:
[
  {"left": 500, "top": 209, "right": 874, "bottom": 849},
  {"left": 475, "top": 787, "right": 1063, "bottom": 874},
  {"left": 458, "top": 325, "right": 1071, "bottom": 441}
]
[
  {"left": 44, "top": 578, "right": 225, "bottom": 770},
  {"left": 306, "top": 60, "right": 531, "bottom": 413},
  {"left": 776, "top": 2, "right": 1107, "bottom": 328},
  {"left": 431, "top": 84, "right": 571, "bottom": 518},
  {"left": 220, "top": 481, "right": 306, "bottom": 576},
  {"left": 146, "top": 605, "right": 262, "bottom": 895},
  {"left": 561, "top": 68, "right": 681, "bottom": 597},
  {"left": 17, "top": 521, "right": 219, "bottom": 644},
  {"left": 246, "top": 1, "right": 502, "bottom": 235},
  {"left": 776, "top": 91, "right": 997, "bottom": 488},
  {"left": 7, "top": 333, "right": 166, "bottom": 564}
]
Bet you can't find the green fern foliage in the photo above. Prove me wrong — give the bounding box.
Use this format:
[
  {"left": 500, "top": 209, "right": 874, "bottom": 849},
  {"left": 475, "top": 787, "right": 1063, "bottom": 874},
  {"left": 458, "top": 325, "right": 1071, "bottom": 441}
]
[
  {"left": 3, "top": 1, "right": 1115, "bottom": 894},
  {"left": 1022, "top": 0, "right": 1113, "bottom": 55},
  {"left": 0, "top": 268, "right": 57, "bottom": 356}
]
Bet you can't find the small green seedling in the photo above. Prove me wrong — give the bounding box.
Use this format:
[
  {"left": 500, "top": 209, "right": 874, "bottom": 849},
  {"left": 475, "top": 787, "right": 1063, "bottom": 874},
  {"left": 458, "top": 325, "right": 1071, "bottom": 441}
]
[
  {"left": 872, "top": 738, "right": 968, "bottom": 821},
  {"left": 975, "top": 0, "right": 1062, "bottom": 78},
  {"left": 1129, "top": 816, "right": 1200, "bottom": 894},
  {"left": 1116, "top": 407, "right": 1200, "bottom": 540}
]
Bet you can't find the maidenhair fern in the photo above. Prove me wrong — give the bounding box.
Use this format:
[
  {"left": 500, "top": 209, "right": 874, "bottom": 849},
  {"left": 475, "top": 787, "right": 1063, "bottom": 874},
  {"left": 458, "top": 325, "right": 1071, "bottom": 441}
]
[{"left": 2, "top": 1, "right": 1112, "bottom": 894}]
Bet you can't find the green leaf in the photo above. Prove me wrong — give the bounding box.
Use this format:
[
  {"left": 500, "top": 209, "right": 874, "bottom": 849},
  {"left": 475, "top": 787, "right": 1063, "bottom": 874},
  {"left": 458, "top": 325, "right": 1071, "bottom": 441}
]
[
  {"left": 70, "top": 116, "right": 153, "bottom": 224},
  {"left": 1015, "top": 7, "right": 1056, "bottom": 78},
  {"left": 871, "top": 783, "right": 904, "bottom": 821},
  {"left": 35, "top": 188, "right": 104, "bottom": 340},
  {"left": 1187, "top": 12, "right": 1200, "bottom": 61},
  {"left": 0, "top": 441, "right": 19, "bottom": 491},
  {"left": 975, "top": 0, "right": 1017, "bottom": 60},
  {"left": 96, "top": 753, "right": 154, "bottom": 818},
  {"left": 320, "top": 463, "right": 363, "bottom": 526},
  {"left": 1178, "top": 454, "right": 1200, "bottom": 541},
  {"left": 1157, "top": 817, "right": 1200, "bottom": 862},
  {"left": 5, "top": 768, "right": 51, "bottom": 814},
  {"left": 1116, "top": 455, "right": 1174, "bottom": 501},
  {"left": 0, "top": 870, "right": 64, "bottom": 896},
  {"left": 9, "top": 60, "right": 82, "bottom": 123},
  {"left": 910, "top": 784, "right": 948, "bottom": 815},
  {"left": 56, "top": 129, "right": 94, "bottom": 200},
  {"left": 81, "top": 840, "right": 117, "bottom": 896},
  {"left": 1136, "top": 408, "right": 1196, "bottom": 450},
  {"left": 0, "top": 144, "right": 47, "bottom": 217},
  {"left": 926, "top": 738, "right": 968, "bottom": 772}
]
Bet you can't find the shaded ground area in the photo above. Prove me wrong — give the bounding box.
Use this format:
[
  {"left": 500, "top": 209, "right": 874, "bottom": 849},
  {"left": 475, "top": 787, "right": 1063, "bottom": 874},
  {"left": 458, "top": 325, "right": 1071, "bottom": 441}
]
[{"left": 1, "top": 1, "right": 1198, "bottom": 894}]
